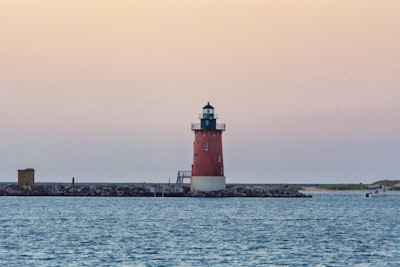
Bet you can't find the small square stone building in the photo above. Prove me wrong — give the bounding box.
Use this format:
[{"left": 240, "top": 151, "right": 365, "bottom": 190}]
[{"left": 18, "top": 168, "right": 35, "bottom": 186}]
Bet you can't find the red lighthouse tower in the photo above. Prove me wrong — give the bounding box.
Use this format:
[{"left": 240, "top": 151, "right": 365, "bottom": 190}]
[{"left": 191, "top": 102, "right": 226, "bottom": 192}]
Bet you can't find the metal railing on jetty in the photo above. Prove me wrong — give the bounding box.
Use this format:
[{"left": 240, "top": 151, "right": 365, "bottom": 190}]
[{"left": 176, "top": 171, "right": 191, "bottom": 191}]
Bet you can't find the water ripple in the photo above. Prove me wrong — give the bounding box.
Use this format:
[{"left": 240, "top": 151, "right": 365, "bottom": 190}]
[{"left": 1, "top": 194, "right": 400, "bottom": 266}]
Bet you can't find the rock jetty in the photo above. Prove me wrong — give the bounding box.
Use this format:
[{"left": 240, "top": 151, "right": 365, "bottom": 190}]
[{"left": 0, "top": 183, "right": 311, "bottom": 198}]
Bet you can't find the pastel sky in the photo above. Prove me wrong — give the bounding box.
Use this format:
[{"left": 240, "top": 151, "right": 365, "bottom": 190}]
[{"left": 1, "top": 1, "right": 399, "bottom": 184}]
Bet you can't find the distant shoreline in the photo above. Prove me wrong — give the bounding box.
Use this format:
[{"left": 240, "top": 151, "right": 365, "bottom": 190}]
[{"left": 300, "top": 188, "right": 390, "bottom": 193}]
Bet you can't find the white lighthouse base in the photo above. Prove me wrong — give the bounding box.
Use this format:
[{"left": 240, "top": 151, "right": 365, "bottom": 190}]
[{"left": 190, "top": 176, "right": 226, "bottom": 192}]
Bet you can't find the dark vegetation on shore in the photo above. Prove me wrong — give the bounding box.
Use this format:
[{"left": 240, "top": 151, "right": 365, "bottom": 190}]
[{"left": 318, "top": 180, "right": 400, "bottom": 191}]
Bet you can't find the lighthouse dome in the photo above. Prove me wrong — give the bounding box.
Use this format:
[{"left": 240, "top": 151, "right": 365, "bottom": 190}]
[{"left": 203, "top": 102, "right": 214, "bottom": 110}]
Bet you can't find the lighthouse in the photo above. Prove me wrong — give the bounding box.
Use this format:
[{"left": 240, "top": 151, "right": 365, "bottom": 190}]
[{"left": 190, "top": 102, "right": 226, "bottom": 192}]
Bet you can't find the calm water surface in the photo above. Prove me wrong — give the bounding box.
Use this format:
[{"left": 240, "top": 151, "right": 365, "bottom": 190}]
[{"left": 1, "top": 192, "right": 400, "bottom": 266}]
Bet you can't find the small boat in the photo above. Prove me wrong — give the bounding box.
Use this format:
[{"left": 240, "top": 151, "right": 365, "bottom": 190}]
[{"left": 365, "top": 186, "right": 387, "bottom": 197}]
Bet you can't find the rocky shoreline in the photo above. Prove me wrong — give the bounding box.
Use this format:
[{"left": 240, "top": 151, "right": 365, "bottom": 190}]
[{"left": 0, "top": 183, "right": 311, "bottom": 198}]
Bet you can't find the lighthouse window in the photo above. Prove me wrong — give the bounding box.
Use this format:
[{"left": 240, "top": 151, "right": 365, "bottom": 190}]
[
  {"left": 193, "top": 154, "right": 197, "bottom": 162},
  {"left": 204, "top": 143, "right": 208, "bottom": 151},
  {"left": 205, "top": 120, "right": 209, "bottom": 126},
  {"left": 218, "top": 155, "right": 221, "bottom": 162}
]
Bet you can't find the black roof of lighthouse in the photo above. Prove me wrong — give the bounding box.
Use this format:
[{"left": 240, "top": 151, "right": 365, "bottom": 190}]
[{"left": 203, "top": 102, "right": 214, "bottom": 109}]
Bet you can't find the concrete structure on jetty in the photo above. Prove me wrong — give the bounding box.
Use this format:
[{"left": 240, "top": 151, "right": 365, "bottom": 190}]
[
  {"left": 0, "top": 183, "right": 310, "bottom": 198},
  {"left": 18, "top": 168, "right": 35, "bottom": 186}
]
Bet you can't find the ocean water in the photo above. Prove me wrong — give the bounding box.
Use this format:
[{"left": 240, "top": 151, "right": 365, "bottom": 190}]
[{"left": 1, "top": 193, "right": 400, "bottom": 266}]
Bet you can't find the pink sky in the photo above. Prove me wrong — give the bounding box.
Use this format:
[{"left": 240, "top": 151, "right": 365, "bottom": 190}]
[{"left": 1, "top": 1, "right": 399, "bottom": 183}]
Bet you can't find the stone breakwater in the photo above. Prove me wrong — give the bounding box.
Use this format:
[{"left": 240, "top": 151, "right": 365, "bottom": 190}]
[{"left": 0, "top": 183, "right": 311, "bottom": 198}]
